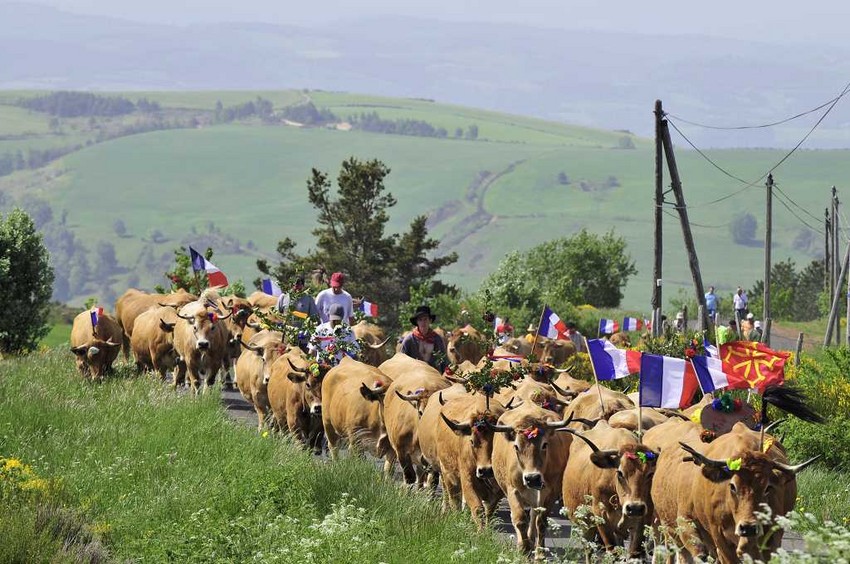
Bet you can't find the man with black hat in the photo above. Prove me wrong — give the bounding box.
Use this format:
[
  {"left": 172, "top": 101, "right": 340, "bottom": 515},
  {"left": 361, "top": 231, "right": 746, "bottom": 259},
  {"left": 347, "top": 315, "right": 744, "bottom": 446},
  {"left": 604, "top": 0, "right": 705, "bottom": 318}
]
[
  {"left": 400, "top": 305, "right": 447, "bottom": 372},
  {"left": 565, "top": 321, "right": 586, "bottom": 353}
]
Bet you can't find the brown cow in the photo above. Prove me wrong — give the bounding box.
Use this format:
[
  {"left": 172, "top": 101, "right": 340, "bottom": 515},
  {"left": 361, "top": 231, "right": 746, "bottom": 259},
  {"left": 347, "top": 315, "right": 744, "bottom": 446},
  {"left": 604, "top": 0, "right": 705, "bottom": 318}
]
[
  {"left": 352, "top": 320, "right": 392, "bottom": 366},
  {"left": 561, "top": 421, "right": 659, "bottom": 558},
  {"left": 129, "top": 306, "right": 180, "bottom": 380},
  {"left": 607, "top": 407, "right": 671, "bottom": 432},
  {"left": 537, "top": 338, "right": 576, "bottom": 366},
  {"left": 217, "top": 295, "right": 253, "bottom": 386},
  {"left": 552, "top": 371, "right": 592, "bottom": 395},
  {"left": 321, "top": 356, "right": 396, "bottom": 474},
  {"left": 173, "top": 294, "right": 231, "bottom": 393},
  {"left": 235, "top": 330, "right": 288, "bottom": 432},
  {"left": 69, "top": 310, "right": 123, "bottom": 380},
  {"left": 447, "top": 324, "right": 486, "bottom": 365},
  {"left": 418, "top": 383, "right": 468, "bottom": 488},
  {"left": 564, "top": 384, "right": 635, "bottom": 423},
  {"left": 645, "top": 419, "right": 815, "bottom": 563},
  {"left": 608, "top": 332, "right": 631, "bottom": 348},
  {"left": 267, "top": 348, "right": 329, "bottom": 453},
  {"left": 437, "top": 394, "right": 506, "bottom": 528},
  {"left": 491, "top": 402, "right": 572, "bottom": 555},
  {"left": 246, "top": 290, "right": 278, "bottom": 310},
  {"left": 380, "top": 354, "right": 451, "bottom": 485},
  {"left": 501, "top": 337, "right": 532, "bottom": 357},
  {"left": 115, "top": 288, "right": 196, "bottom": 359}
]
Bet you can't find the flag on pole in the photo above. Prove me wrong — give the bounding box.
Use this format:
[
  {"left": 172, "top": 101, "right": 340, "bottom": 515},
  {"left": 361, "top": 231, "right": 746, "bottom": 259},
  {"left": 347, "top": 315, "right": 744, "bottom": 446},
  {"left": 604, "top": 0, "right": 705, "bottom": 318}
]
[
  {"left": 189, "top": 247, "right": 229, "bottom": 288},
  {"left": 587, "top": 338, "right": 642, "bottom": 380},
  {"left": 639, "top": 353, "right": 700, "bottom": 409},
  {"left": 599, "top": 318, "right": 620, "bottom": 334},
  {"left": 622, "top": 317, "right": 643, "bottom": 332},
  {"left": 691, "top": 341, "right": 788, "bottom": 394},
  {"left": 90, "top": 306, "right": 103, "bottom": 328},
  {"left": 539, "top": 306, "right": 568, "bottom": 339},
  {"left": 261, "top": 278, "right": 283, "bottom": 297},
  {"left": 360, "top": 300, "right": 379, "bottom": 317}
]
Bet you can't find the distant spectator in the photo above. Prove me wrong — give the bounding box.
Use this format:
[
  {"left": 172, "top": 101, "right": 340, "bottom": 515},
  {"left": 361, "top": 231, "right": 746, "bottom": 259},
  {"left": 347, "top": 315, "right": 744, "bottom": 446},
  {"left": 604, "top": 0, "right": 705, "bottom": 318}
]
[
  {"left": 741, "top": 312, "right": 755, "bottom": 336},
  {"left": 717, "top": 319, "right": 739, "bottom": 345},
  {"left": 565, "top": 321, "right": 586, "bottom": 353},
  {"left": 674, "top": 311, "right": 686, "bottom": 333},
  {"left": 705, "top": 286, "right": 718, "bottom": 324},
  {"left": 733, "top": 287, "right": 749, "bottom": 321},
  {"left": 754, "top": 320, "right": 763, "bottom": 341}
]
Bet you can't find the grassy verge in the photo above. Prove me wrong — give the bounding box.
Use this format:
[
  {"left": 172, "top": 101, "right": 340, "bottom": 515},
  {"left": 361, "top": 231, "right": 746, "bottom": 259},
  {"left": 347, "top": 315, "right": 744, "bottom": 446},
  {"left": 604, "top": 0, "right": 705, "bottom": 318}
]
[{"left": 0, "top": 350, "right": 517, "bottom": 563}]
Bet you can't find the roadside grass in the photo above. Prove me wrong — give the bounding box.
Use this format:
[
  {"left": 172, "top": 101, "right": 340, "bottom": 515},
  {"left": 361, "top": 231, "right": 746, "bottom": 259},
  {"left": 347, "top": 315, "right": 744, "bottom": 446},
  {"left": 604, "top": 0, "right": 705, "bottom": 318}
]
[
  {"left": 795, "top": 466, "right": 850, "bottom": 528},
  {"left": 0, "top": 350, "right": 517, "bottom": 563},
  {"left": 40, "top": 323, "right": 71, "bottom": 349}
]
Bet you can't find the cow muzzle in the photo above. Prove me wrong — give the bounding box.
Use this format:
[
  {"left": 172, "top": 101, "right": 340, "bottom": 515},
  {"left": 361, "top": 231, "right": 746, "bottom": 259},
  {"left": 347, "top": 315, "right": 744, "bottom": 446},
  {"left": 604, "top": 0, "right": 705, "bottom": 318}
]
[
  {"left": 623, "top": 502, "right": 647, "bottom": 518},
  {"left": 475, "top": 466, "right": 494, "bottom": 479},
  {"left": 197, "top": 340, "right": 210, "bottom": 350},
  {"left": 736, "top": 521, "right": 762, "bottom": 538},
  {"left": 310, "top": 404, "right": 322, "bottom": 415},
  {"left": 522, "top": 472, "right": 544, "bottom": 490}
]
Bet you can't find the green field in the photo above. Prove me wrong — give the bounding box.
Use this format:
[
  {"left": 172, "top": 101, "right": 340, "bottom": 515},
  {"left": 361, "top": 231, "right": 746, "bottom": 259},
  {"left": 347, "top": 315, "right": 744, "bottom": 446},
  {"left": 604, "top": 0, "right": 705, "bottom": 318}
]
[{"left": 0, "top": 89, "right": 840, "bottom": 311}]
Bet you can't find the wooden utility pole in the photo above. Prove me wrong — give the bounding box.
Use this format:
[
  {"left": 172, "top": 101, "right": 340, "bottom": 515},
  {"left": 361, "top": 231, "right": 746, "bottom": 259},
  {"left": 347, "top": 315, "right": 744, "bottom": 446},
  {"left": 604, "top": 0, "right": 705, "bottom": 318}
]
[
  {"left": 823, "top": 238, "right": 850, "bottom": 347},
  {"left": 763, "top": 174, "right": 773, "bottom": 346},
  {"left": 833, "top": 187, "right": 841, "bottom": 345},
  {"left": 653, "top": 100, "right": 664, "bottom": 337},
  {"left": 659, "top": 117, "right": 709, "bottom": 331},
  {"left": 825, "top": 207, "right": 832, "bottom": 292}
]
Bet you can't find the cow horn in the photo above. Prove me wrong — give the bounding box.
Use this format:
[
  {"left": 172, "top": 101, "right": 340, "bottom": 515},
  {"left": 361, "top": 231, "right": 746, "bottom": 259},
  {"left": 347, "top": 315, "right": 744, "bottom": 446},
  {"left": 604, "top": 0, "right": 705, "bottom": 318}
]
[
  {"left": 545, "top": 414, "right": 573, "bottom": 429},
  {"left": 104, "top": 339, "right": 121, "bottom": 348},
  {"left": 504, "top": 396, "right": 515, "bottom": 409},
  {"left": 549, "top": 380, "right": 578, "bottom": 399},
  {"left": 772, "top": 455, "right": 821, "bottom": 474},
  {"left": 657, "top": 408, "right": 690, "bottom": 421},
  {"left": 678, "top": 442, "right": 727, "bottom": 469},
  {"left": 572, "top": 416, "right": 600, "bottom": 427},
  {"left": 216, "top": 310, "right": 233, "bottom": 320},
  {"left": 235, "top": 308, "right": 251, "bottom": 320},
  {"left": 247, "top": 321, "right": 262, "bottom": 330},
  {"left": 444, "top": 373, "right": 469, "bottom": 384},
  {"left": 239, "top": 340, "right": 260, "bottom": 351},
  {"left": 176, "top": 311, "right": 194, "bottom": 320},
  {"left": 158, "top": 302, "right": 179, "bottom": 308},
  {"left": 70, "top": 345, "right": 87, "bottom": 355},
  {"left": 395, "top": 389, "right": 422, "bottom": 402},
  {"left": 763, "top": 418, "right": 787, "bottom": 435},
  {"left": 368, "top": 336, "right": 392, "bottom": 349},
  {"left": 553, "top": 367, "right": 570, "bottom": 373},
  {"left": 487, "top": 421, "right": 515, "bottom": 433},
  {"left": 557, "top": 427, "right": 593, "bottom": 447},
  {"left": 440, "top": 413, "right": 472, "bottom": 433},
  {"left": 438, "top": 391, "right": 446, "bottom": 406},
  {"left": 287, "top": 358, "right": 306, "bottom": 374}
]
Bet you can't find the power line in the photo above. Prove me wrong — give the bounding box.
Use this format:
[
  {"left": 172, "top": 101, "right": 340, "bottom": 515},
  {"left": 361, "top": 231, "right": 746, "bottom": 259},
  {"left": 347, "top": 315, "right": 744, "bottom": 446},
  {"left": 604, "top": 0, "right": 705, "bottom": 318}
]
[
  {"left": 773, "top": 183, "right": 822, "bottom": 223},
  {"left": 661, "top": 208, "right": 730, "bottom": 229},
  {"left": 772, "top": 189, "right": 825, "bottom": 235},
  {"left": 665, "top": 94, "right": 843, "bottom": 130}
]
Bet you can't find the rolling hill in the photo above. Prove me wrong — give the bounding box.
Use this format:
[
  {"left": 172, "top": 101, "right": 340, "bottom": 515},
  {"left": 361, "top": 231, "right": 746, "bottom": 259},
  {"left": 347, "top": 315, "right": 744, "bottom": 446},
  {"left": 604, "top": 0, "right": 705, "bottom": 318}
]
[{"left": 0, "top": 89, "right": 839, "bottom": 313}]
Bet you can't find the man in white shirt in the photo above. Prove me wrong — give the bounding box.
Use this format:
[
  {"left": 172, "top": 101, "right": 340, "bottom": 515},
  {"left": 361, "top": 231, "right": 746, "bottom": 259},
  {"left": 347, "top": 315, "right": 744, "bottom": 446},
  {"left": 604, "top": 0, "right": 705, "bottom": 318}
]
[
  {"left": 315, "top": 272, "right": 354, "bottom": 324},
  {"left": 309, "top": 304, "right": 359, "bottom": 365},
  {"left": 733, "top": 287, "right": 748, "bottom": 321}
]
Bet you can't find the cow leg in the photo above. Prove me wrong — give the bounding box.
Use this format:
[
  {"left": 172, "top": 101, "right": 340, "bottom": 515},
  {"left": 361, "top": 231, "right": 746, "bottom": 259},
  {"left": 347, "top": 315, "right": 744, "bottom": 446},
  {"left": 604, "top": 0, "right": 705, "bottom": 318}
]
[
  {"left": 460, "top": 476, "right": 485, "bottom": 529},
  {"left": 397, "top": 452, "right": 416, "bottom": 485},
  {"left": 440, "top": 468, "right": 462, "bottom": 513},
  {"left": 253, "top": 405, "right": 266, "bottom": 433},
  {"left": 325, "top": 427, "right": 341, "bottom": 461},
  {"left": 506, "top": 492, "right": 531, "bottom": 553},
  {"left": 121, "top": 333, "right": 131, "bottom": 363}
]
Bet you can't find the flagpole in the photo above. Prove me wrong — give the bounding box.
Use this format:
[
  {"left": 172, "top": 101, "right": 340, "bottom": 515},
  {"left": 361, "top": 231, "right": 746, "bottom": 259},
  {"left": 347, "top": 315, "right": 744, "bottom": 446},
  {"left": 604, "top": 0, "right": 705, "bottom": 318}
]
[
  {"left": 531, "top": 305, "right": 546, "bottom": 360},
  {"left": 584, "top": 336, "right": 607, "bottom": 418}
]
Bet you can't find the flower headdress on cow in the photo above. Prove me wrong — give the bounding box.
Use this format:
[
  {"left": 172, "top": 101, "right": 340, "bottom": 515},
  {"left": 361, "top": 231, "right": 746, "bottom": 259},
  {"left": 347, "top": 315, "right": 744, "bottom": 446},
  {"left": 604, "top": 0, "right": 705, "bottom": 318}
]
[{"left": 462, "top": 358, "right": 523, "bottom": 411}]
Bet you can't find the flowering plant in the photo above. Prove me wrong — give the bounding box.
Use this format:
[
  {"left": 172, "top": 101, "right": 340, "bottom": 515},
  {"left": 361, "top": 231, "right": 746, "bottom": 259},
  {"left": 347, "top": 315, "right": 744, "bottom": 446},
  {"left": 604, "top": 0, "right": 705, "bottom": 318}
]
[
  {"left": 624, "top": 450, "right": 657, "bottom": 464},
  {"left": 312, "top": 324, "right": 360, "bottom": 366},
  {"left": 710, "top": 392, "right": 743, "bottom": 413},
  {"left": 462, "top": 359, "right": 520, "bottom": 396}
]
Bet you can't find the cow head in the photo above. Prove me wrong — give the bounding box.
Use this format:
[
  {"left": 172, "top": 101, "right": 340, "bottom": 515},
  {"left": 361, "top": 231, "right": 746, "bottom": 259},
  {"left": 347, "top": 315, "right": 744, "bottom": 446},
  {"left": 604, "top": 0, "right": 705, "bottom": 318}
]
[
  {"left": 286, "top": 357, "right": 328, "bottom": 415},
  {"left": 177, "top": 305, "right": 231, "bottom": 352},
  {"left": 241, "top": 340, "right": 287, "bottom": 385},
  {"left": 447, "top": 326, "right": 484, "bottom": 364},
  {"left": 360, "top": 380, "right": 389, "bottom": 402},
  {"left": 679, "top": 442, "right": 819, "bottom": 559},
  {"left": 528, "top": 388, "right": 570, "bottom": 415},
  {"left": 492, "top": 416, "right": 571, "bottom": 489},
  {"left": 70, "top": 339, "right": 121, "bottom": 379},
  {"left": 395, "top": 388, "right": 434, "bottom": 418},
  {"left": 441, "top": 410, "right": 502, "bottom": 479}
]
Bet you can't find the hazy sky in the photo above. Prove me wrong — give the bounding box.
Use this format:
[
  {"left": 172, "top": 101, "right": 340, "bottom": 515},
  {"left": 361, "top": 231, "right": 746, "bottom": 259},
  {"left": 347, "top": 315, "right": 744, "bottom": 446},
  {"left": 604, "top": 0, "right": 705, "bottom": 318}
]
[{"left": 18, "top": 0, "right": 850, "bottom": 45}]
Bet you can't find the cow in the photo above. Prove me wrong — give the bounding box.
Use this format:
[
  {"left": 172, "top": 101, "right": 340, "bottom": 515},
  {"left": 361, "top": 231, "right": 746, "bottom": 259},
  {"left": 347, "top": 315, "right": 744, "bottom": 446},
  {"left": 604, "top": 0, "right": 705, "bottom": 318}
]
[
  {"left": 352, "top": 320, "right": 392, "bottom": 366},
  {"left": 564, "top": 384, "right": 635, "bottom": 423},
  {"left": 267, "top": 348, "right": 329, "bottom": 453},
  {"left": 129, "top": 306, "right": 180, "bottom": 380},
  {"left": 561, "top": 421, "right": 659, "bottom": 558},
  {"left": 418, "top": 383, "right": 468, "bottom": 490},
  {"left": 69, "top": 310, "right": 123, "bottom": 380},
  {"left": 536, "top": 338, "right": 576, "bottom": 366},
  {"left": 235, "top": 330, "right": 288, "bottom": 432},
  {"left": 436, "top": 394, "right": 506, "bottom": 528},
  {"left": 217, "top": 295, "right": 253, "bottom": 387},
  {"left": 321, "top": 356, "right": 396, "bottom": 475},
  {"left": 644, "top": 419, "right": 816, "bottom": 563},
  {"left": 608, "top": 332, "right": 631, "bottom": 348},
  {"left": 501, "top": 337, "right": 533, "bottom": 358},
  {"left": 447, "top": 324, "right": 486, "bottom": 365},
  {"left": 552, "top": 371, "right": 592, "bottom": 395},
  {"left": 493, "top": 376, "right": 573, "bottom": 415},
  {"left": 491, "top": 402, "right": 572, "bottom": 555},
  {"left": 115, "top": 288, "right": 196, "bottom": 360},
  {"left": 172, "top": 293, "right": 231, "bottom": 393},
  {"left": 379, "top": 354, "right": 451, "bottom": 485},
  {"left": 247, "top": 290, "right": 278, "bottom": 310},
  {"left": 607, "top": 407, "right": 672, "bottom": 432}
]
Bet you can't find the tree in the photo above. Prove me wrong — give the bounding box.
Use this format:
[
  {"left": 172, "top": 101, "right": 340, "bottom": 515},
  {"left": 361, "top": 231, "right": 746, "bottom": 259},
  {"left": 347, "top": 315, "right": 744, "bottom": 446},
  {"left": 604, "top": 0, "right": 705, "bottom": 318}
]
[
  {"left": 617, "top": 135, "right": 636, "bottom": 150},
  {"left": 748, "top": 258, "right": 825, "bottom": 321},
  {"left": 113, "top": 218, "right": 127, "bottom": 237},
  {"left": 557, "top": 172, "right": 570, "bottom": 185},
  {"left": 94, "top": 240, "right": 119, "bottom": 279},
  {"left": 259, "top": 157, "right": 458, "bottom": 326},
  {"left": 0, "top": 209, "right": 54, "bottom": 353},
  {"left": 465, "top": 124, "right": 479, "bottom": 140},
  {"left": 454, "top": 127, "right": 463, "bottom": 138},
  {"left": 730, "top": 212, "right": 757, "bottom": 245}
]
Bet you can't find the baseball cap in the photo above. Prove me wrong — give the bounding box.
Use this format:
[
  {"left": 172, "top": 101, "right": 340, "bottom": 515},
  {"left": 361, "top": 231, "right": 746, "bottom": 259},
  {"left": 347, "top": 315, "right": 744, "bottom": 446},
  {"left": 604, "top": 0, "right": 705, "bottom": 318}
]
[
  {"left": 330, "top": 272, "right": 345, "bottom": 288},
  {"left": 329, "top": 304, "right": 345, "bottom": 321}
]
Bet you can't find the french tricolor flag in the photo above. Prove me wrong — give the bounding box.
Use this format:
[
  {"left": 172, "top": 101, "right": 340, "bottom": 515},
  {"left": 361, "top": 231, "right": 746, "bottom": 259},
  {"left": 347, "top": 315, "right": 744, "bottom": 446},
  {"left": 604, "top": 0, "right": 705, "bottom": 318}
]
[
  {"left": 360, "top": 300, "right": 378, "bottom": 317},
  {"left": 189, "top": 246, "right": 229, "bottom": 288},
  {"left": 587, "top": 338, "right": 641, "bottom": 380},
  {"left": 599, "top": 318, "right": 619, "bottom": 334},
  {"left": 622, "top": 317, "right": 643, "bottom": 332},
  {"left": 90, "top": 306, "right": 103, "bottom": 328},
  {"left": 539, "top": 306, "right": 568, "bottom": 339},
  {"left": 639, "top": 354, "right": 700, "bottom": 409},
  {"left": 261, "top": 278, "right": 283, "bottom": 297}
]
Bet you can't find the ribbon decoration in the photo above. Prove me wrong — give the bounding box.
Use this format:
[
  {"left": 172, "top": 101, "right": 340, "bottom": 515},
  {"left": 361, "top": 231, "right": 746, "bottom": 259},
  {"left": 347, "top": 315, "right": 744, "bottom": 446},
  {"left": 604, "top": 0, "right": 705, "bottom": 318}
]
[
  {"left": 522, "top": 426, "right": 540, "bottom": 440},
  {"left": 725, "top": 457, "right": 742, "bottom": 472}
]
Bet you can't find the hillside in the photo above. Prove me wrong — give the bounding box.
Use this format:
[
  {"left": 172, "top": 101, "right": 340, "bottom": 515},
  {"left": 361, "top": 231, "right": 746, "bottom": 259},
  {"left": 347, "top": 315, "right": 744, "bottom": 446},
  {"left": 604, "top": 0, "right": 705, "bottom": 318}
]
[{"left": 0, "top": 89, "right": 840, "bottom": 312}]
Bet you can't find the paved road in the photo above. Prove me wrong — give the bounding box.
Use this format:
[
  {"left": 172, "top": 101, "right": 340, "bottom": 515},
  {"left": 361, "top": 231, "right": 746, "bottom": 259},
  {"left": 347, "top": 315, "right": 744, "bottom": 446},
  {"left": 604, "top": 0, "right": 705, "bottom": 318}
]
[{"left": 219, "top": 387, "right": 805, "bottom": 559}]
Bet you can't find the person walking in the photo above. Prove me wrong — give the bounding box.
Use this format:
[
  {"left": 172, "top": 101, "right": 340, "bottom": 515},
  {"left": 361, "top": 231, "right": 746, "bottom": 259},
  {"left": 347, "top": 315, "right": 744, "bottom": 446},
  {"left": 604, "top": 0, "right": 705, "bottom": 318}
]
[
  {"left": 400, "top": 305, "right": 448, "bottom": 372},
  {"left": 733, "top": 287, "right": 748, "bottom": 321},
  {"left": 309, "top": 303, "right": 359, "bottom": 365},
  {"left": 315, "top": 272, "right": 354, "bottom": 324},
  {"left": 278, "top": 276, "right": 319, "bottom": 351},
  {"left": 705, "top": 286, "right": 718, "bottom": 324}
]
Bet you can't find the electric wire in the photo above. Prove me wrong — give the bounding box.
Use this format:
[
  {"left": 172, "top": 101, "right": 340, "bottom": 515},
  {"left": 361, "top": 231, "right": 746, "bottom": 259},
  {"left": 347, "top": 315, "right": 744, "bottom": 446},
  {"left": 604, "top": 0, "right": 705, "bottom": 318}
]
[{"left": 666, "top": 95, "right": 842, "bottom": 130}]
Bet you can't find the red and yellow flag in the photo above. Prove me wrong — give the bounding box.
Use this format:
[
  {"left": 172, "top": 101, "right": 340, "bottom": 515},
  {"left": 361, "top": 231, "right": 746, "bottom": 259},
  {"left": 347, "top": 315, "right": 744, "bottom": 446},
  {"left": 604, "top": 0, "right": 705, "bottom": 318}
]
[{"left": 718, "top": 341, "right": 789, "bottom": 393}]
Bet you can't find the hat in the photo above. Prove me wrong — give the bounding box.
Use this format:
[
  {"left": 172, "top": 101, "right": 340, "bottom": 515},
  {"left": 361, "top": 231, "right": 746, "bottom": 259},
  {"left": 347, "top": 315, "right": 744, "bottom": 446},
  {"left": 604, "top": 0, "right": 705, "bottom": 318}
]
[
  {"left": 754, "top": 320, "right": 762, "bottom": 329},
  {"left": 409, "top": 305, "right": 436, "bottom": 326},
  {"left": 565, "top": 321, "right": 577, "bottom": 330},
  {"left": 746, "top": 313, "right": 754, "bottom": 320},
  {"left": 527, "top": 323, "right": 537, "bottom": 332},
  {"left": 330, "top": 272, "right": 345, "bottom": 288},
  {"left": 729, "top": 319, "right": 737, "bottom": 326},
  {"left": 676, "top": 311, "right": 684, "bottom": 320},
  {"left": 328, "top": 304, "right": 345, "bottom": 321},
  {"left": 700, "top": 399, "right": 758, "bottom": 435}
]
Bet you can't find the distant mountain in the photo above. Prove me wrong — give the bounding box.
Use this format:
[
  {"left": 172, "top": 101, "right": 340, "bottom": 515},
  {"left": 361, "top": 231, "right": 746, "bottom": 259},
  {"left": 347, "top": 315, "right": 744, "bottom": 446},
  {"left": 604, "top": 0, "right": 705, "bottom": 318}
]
[{"left": 3, "top": 2, "right": 850, "bottom": 148}]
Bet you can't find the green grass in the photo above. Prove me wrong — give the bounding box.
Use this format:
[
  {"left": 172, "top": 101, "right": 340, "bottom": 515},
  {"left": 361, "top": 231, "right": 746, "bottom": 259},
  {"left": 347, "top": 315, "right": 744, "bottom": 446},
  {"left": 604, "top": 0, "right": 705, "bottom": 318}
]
[
  {"left": 0, "top": 350, "right": 516, "bottom": 563},
  {"left": 40, "top": 324, "right": 71, "bottom": 349},
  {"left": 0, "top": 89, "right": 846, "bottom": 311},
  {"left": 795, "top": 467, "right": 850, "bottom": 527}
]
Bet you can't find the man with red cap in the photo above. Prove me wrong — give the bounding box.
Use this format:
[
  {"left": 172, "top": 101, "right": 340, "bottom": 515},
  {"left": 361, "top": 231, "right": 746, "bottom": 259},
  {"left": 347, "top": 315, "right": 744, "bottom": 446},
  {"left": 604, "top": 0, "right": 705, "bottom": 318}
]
[{"left": 315, "top": 271, "right": 354, "bottom": 324}]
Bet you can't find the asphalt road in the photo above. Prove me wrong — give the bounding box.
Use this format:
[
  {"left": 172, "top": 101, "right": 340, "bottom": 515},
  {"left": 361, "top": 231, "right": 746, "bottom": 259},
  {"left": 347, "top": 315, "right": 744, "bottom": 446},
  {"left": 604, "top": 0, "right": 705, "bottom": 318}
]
[{"left": 218, "top": 386, "right": 805, "bottom": 560}]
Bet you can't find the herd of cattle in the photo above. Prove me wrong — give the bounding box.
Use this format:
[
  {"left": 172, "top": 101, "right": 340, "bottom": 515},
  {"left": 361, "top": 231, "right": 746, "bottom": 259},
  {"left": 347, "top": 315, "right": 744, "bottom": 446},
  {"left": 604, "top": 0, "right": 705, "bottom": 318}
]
[{"left": 67, "top": 288, "right": 817, "bottom": 563}]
